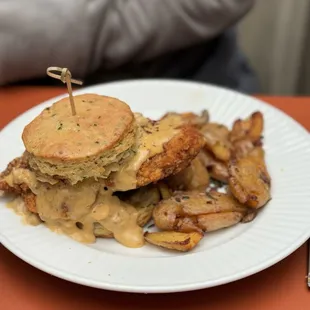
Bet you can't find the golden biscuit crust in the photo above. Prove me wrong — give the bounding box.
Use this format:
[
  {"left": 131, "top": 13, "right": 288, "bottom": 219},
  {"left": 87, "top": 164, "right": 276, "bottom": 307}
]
[
  {"left": 23, "top": 94, "right": 136, "bottom": 184},
  {"left": 23, "top": 94, "right": 134, "bottom": 160}
]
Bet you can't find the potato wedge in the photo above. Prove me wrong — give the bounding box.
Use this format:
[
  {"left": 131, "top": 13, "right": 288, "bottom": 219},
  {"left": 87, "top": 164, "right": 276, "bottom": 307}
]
[
  {"left": 157, "top": 182, "right": 172, "bottom": 200},
  {"left": 232, "top": 139, "right": 255, "bottom": 159},
  {"left": 153, "top": 191, "right": 249, "bottom": 233},
  {"left": 212, "top": 141, "right": 231, "bottom": 162},
  {"left": 144, "top": 231, "right": 203, "bottom": 252},
  {"left": 201, "top": 123, "right": 231, "bottom": 161},
  {"left": 161, "top": 110, "right": 209, "bottom": 128},
  {"left": 119, "top": 185, "right": 161, "bottom": 227},
  {"left": 209, "top": 161, "right": 229, "bottom": 183},
  {"left": 228, "top": 147, "right": 271, "bottom": 208},
  {"left": 198, "top": 212, "right": 243, "bottom": 232},
  {"left": 180, "top": 110, "right": 209, "bottom": 128},
  {"left": 93, "top": 204, "right": 154, "bottom": 238},
  {"left": 241, "top": 209, "right": 257, "bottom": 223},
  {"left": 136, "top": 204, "right": 155, "bottom": 227},
  {"left": 166, "top": 156, "right": 210, "bottom": 191},
  {"left": 230, "top": 111, "right": 263, "bottom": 143},
  {"left": 197, "top": 150, "right": 229, "bottom": 183}
]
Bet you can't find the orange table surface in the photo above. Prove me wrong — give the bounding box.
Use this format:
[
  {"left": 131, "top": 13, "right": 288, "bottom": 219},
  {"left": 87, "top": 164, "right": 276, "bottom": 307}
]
[{"left": 0, "top": 87, "right": 309, "bottom": 310}]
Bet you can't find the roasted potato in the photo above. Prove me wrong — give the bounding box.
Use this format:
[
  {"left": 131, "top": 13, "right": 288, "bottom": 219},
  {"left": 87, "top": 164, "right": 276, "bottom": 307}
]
[
  {"left": 232, "top": 139, "right": 256, "bottom": 159},
  {"left": 230, "top": 111, "right": 263, "bottom": 143},
  {"left": 144, "top": 231, "right": 203, "bottom": 252},
  {"left": 153, "top": 191, "right": 251, "bottom": 233},
  {"left": 249, "top": 147, "right": 271, "bottom": 178},
  {"left": 166, "top": 156, "right": 210, "bottom": 191},
  {"left": 198, "top": 212, "right": 244, "bottom": 232},
  {"left": 178, "top": 110, "right": 209, "bottom": 128},
  {"left": 228, "top": 147, "right": 271, "bottom": 209},
  {"left": 209, "top": 162, "right": 229, "bottom": 184},
  {"left": 201, "top": 123, "right": 231, "bottom": 162},
  {"left": 197, "top": 151, "right": 229, "bottom": 183},
  {"left": 161, "top": 110, "right": 209, "bottom": 128},
  {"left": 196, "top": 150, "right": 214, "bottom": 167},
  {"left": 94, "top": 185, "right": 160, "bottom": 238},
  {"left": 240, "top": 209, "right": 257, "bottom": 223},
  {"left": 136, "top": 205, "right": 155, "bottom": 227},
  {"left": 157, "top": 182, "right": 172, "bottom": 200},
  {"left": 94, "top": 187, "right": 158, "bottom": 238},
  {"left": 119, "top": 185, "right": 161, "bottom": 227}
]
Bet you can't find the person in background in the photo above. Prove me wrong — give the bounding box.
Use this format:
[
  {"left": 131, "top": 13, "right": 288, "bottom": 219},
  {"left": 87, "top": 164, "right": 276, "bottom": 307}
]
[{"left": 0, "top": 0, "right": 257, "bottom": 93}]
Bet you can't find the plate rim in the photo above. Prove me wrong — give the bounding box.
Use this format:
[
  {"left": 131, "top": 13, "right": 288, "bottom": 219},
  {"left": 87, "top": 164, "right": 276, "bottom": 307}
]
[
  {"left": 1, "top": 226, "right": 310, "bottom": 293},
  {"left": 1, "top": 79, "right": 310, "bottom": 293}
]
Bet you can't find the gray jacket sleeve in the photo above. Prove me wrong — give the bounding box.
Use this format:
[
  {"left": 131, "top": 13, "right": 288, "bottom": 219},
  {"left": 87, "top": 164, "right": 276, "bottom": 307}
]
[{"left": 0, "top": 0, "right": 254, "bottom": 85}]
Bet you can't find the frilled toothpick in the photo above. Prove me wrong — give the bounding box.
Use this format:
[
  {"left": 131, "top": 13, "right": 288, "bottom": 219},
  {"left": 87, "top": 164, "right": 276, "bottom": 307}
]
[{"left": 46, "top": 67, "right": 83, "bottom": 116}]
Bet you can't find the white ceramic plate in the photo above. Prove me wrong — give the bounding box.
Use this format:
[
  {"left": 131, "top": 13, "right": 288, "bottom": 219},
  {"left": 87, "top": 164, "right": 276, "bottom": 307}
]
[{"left": 1, "top": 80, "right": 310, "bottom": 293}]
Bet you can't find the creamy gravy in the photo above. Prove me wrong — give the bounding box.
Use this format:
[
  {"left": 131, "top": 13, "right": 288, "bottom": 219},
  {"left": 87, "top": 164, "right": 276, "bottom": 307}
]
[
  {"left": 4, "top": 114, "right": 183, "bottom": 246},
  {"left": 5, "top": 168, "right": 144, "bottom": 247},
  {"left": 7, "top": 196, "right": 41, "bottom": 226},
  {"left": 110, "top": 114, "right": 182, "bottom": 191}
]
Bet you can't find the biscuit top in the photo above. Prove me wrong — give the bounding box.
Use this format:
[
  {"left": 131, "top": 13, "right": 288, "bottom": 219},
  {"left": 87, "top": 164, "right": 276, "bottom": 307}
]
[{"left": 22, "top": 94, "right": 134, "bottom": 161}]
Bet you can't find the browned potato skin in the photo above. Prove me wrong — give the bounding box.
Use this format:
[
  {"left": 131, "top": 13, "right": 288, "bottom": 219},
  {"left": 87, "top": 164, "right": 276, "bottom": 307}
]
[
  {"left": 120, "top": 185, "right": 161, "bottom": 227},
  {"left": 166, "top": 156, "right": 210, "bottom": 191},
  {"left": 228, "top": 147, "right": 271, "bottom": 209},
  {"left": 157, "top": 182, "right": 172, "bottom": 200},
  {"left": 209, "top": 162, "right": 229, "bottom": 183},
  {"left": 249, "top": 147, "right": 271, "bottom": 181},
  {"left": 160, "top": 110, "right": 209, "bottom": 128},
  {"left": 136, "top": 204, "right": 156, "bottom": 227},
  {"left": 179, "top": 111, "right": 209, "bottom": 128},
  {"left": 196, "top": 150, "right": 214, "bottom": 167},
  {"left": 198, "top": 212, "right": 244, "bottom": 232},
  {"left": 232, "top": 139, "right": 256, "bottom": 159},
  {"left": 197, "top": 151, "right": 229, "bottom": 183},
  {"left": 153, "top": 191, "right": 250, "bottom": 233},
  {"left": 241, "top": 209, "right": 257, "bottom": 223},
  {"left": 230, "top": 111, "right": 263, "bottom": 144},
  {"left": 229, "top": 112, "right": 264, "bottom": 164},
  {"left": 96, "top": 185, "right": 161, "bottom": 238},
  {"left": 201, "top": 123, "right": 231, "bottom": 162},
  {"left": 144, "top": 231, "right": 203, "bottom": 252}
]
